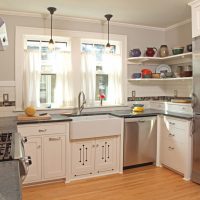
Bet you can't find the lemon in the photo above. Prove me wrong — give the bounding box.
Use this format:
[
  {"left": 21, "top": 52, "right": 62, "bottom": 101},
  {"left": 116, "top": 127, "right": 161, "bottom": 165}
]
[
  {"left": 133, "top": 107, "right": 144, "bottom": 112},
  {"left": 25, "top": 106, "right": 36, "bottom": 117}
]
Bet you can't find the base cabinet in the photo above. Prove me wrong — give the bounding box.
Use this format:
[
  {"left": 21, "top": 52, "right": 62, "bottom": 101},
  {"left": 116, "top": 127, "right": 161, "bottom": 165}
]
[
  {"left": 159, "top": 116, "right": 192, "bottom": 180},
  {"left": 71, "top": 140, "right": 95, "bottom": 177},
  {"left": 71, "top": 136, "right": 118, "bottom": 179},
  {"left": 18, "top": 123, "right": 69, "bottom": 184}
]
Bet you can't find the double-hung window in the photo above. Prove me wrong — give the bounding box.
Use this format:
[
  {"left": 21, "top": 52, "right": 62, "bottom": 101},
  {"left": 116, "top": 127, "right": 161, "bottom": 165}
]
[
  {"left": 24, "top": 38, "right": 73, "bottom": 108},
  {"left": 81, "top": 40, "right": 123, "bottom": 106}
]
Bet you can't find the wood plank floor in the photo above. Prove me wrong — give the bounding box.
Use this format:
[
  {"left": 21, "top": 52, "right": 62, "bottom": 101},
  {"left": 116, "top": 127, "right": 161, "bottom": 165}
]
[{"left": 23, "top": 166, "right": 200, "bottom": 200}]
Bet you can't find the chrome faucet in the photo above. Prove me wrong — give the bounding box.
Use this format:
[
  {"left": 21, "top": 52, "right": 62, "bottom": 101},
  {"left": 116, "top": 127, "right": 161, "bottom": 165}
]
[{"left": 78, "top": 91, "right": 86, "bottom": 115}]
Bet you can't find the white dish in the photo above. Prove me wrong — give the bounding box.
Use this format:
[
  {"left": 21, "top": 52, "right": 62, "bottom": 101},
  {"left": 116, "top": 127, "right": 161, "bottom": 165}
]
[{"left": 156, "top": 64, "right": 171, "bottom": 73}]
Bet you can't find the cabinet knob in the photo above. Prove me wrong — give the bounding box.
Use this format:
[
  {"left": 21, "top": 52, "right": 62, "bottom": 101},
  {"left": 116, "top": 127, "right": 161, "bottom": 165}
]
[
  {"left": 92, "top": 145, "right": 95, "bottom": 148},
  {"left": 96, "top": 144, "right": 99, "bottom": 147},
  {"left": 37, "top": 145, "right": 41, "bottom": 149}
]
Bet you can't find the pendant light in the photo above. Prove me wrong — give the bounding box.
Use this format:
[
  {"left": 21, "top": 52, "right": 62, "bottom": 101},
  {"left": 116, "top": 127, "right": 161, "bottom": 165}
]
[
  {"left": 104, "top": 14, "right": 113, "bottom": 49},
  {"left": 47, "top": 7, "right": 57, "bottom": 50}
]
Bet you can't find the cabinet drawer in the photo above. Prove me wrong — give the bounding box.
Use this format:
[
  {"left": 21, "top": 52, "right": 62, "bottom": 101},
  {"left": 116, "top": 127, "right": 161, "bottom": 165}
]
[
  {"left": 161, "top": 139, "right": 185, "bottom": 173},
  {"left": 162, "top": 127, "right": 185, "bottom": 144},
  {"left": 164, "top": 117, "right": 187, "bottom": 130},
  {"left": 18, "top": 123, "right": 66, "bottom": 137}
]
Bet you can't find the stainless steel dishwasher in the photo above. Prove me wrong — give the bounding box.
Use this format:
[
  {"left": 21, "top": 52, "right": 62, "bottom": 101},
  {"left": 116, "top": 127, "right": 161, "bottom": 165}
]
[{"left": 123, "top": 116, "right": 157, "bottom": 168}]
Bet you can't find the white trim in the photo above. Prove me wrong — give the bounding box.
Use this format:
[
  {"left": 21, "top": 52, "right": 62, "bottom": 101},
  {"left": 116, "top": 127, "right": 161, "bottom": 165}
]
[
  {"left": 0, "top": 9, "right": 164, "bottom": 31},
  {"left": 165, "top": 19, "right": 191, "bottom": 31},
  {"left": 188, "top": 0, "right": 200, "bottom": 7},
  {"left": 0, "top": 81, "right": 15, "bottom": 87},
  {"left": 0, "top": 9, "right": 192, "bottom": 31}
]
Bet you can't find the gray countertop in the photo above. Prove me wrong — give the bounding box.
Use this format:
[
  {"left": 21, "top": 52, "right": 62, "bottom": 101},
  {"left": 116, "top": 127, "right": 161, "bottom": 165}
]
[
  {"left": 16, "top": 109, "right": 193, "bottom": 125},
  {"left": 0, "top": 161, "right": 22, "bottom": 200},
  {"left": 109, "top": 109, "right": 193, "bottom": 120}
]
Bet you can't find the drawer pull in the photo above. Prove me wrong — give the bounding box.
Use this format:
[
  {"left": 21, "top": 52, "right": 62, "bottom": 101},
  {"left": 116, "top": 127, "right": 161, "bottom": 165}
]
[
  {"left": 49, "top": 137, "right": 61, "bottom": 141},
  {"left": 38, "top": 129, "right": 47, "bottom": 133},
  {"left": 169, "top": 122, "right": 175, "bottom": 125},
  {"left": 168, "top": 146, "right": 175, "bottom": 150},
  {"left": 169, "top": 133, "right": 175, "bottom": 137}
]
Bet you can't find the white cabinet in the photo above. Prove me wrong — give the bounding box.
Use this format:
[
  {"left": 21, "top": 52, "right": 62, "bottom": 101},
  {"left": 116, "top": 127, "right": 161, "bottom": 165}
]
[
  {"left": 158, "top": 116, "right": 192, "bottom": 180},
  {"left": 18, "top": 122, "right": 69, "bottom": 184},
  {"left": 24, "top": 137, "right": 42, "bottom": 183},
  {"left": 71, "top": 136, "right": 118, "bottom": 180},
  {"left": 43, "top": 135, "right": 66, "bottom": 179},
  {"left": 190, "top": 1, "right": 200, "bottom": 38},
  {"left": 71, "top": 140, "right": 95, "bottom": 177},
  {"left": 95, "top": 137, "right": 117, "bottom": 174}
]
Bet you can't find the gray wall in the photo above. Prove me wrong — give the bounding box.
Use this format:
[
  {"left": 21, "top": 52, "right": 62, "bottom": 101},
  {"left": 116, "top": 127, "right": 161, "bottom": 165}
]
[
  {"left": 0, "top": 14, "right": 165, "bottom": 81},
  {"left": 165, "top": 22, "right": 192, "bottom": 52}
]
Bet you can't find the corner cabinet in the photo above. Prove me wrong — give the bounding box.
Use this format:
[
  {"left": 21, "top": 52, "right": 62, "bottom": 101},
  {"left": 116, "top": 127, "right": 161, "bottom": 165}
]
[
  {"left": 190, "top": 0, "right": 200, "bottom": 38},
  {"left": 70, "top": 136, "right": 120, "bottom": 180},
  {"left": 157, "top": 116, "right": 192, "bottom": 180},
  {"left": 18, "top": 122, "right": 69, "bottom": 184}
]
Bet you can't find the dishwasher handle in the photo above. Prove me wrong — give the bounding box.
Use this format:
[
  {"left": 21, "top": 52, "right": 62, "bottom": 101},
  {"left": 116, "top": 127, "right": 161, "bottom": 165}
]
[{"left": 124, "top": 117, "right": 156, "bottom": 123}]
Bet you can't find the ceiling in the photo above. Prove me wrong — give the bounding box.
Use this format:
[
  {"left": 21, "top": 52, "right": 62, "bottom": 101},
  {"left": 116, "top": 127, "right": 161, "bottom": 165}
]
[{"left": 0, "top": 0, "right": 194, "bottom": 28}]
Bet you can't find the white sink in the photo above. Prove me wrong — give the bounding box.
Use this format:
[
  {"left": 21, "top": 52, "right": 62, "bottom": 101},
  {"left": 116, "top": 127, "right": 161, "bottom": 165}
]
[{"left": 70, "top": 114, "right": 122, "bottom": 140}]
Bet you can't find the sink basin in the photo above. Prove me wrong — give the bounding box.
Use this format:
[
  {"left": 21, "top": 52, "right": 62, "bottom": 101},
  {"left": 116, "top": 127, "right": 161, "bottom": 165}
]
[{"left": 70, "top": 114, "right": 122, "bottom": 140}]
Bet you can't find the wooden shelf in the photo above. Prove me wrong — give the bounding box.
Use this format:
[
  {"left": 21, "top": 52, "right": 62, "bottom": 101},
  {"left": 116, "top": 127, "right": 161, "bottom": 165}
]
[
  {"left": 128, "top": 77, "right": 193, "bottom": 82},
  {"left": 127, "top": 52, "right": 192, "bottom": 64}
]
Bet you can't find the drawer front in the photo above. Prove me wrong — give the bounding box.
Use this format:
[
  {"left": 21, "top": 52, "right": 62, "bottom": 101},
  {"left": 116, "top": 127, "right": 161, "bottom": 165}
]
[
  {"left": 161, "top": 139, "right": 185, "bottom": 173},
  {"left": 162, "top": 127, "right": 185, "bottom": 144},
  {"left": 18, "top": 123, "right": 66, "bottom": 137},
  {"left": 165, "top": 117, "right": 187, "bottom": 130}
]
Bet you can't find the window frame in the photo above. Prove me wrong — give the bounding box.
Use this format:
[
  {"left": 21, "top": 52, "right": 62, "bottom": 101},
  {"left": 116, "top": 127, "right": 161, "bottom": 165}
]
[{"left": 15, "top": 26, "right": 127, "bottom": 111}]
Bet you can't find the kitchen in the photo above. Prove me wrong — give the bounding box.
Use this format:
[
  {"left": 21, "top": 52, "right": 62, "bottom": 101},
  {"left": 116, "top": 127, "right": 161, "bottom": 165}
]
[{"left": 0, "top": 0, "right": 200, "bottom": 199}]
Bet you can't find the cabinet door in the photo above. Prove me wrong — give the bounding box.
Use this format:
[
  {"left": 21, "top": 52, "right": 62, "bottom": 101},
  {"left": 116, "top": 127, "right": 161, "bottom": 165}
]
[
  {"left": 71, "top": 140, "right": 95, "bottom": 178},
  {"left": 24, "top": 137, "right": 42, "bottom": 183},
  {"left": 43, "top": 135, "right": 65, "bottom": 179},
  {"left": 95, "top": 137, "right": 117, "bottom": 174},
  {"left": 192, "top": 4, "right": 200, "bottom": 38}
]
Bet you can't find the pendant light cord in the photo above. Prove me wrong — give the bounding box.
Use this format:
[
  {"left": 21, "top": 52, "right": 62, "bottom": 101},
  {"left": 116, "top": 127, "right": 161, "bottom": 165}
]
[
  {"left": 50, "top": 13, "right": 53, "bottom": 40},
  {"left": 108, "top": 19, "right": 110, "bottom": 45}
]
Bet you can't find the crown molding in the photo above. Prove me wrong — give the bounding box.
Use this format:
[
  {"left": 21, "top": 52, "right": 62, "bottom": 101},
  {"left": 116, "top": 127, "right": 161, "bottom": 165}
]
[
  {"left": 165, "top": 19, "right": 191, "bottom": 31},
  {"left": 0, "top": 9, "right": 191, "bottom": 32},
  {"left": 0, "top": 9, "right": 165, "bottom": 31},
  {"left": 188, "top": 0, "right": 200, "bottom": 7}
]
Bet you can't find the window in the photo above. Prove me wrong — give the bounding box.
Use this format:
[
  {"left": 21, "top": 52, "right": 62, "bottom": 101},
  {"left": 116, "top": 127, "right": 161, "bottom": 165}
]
[
  {"left": 15, "top": 27, "right": 126, "bottom": 110},
  {"left": 24, "top": 38, "right": 72, "bottom": 108},
  {"left": 81, "top": 40, "right": 123, "bottom": 106}
]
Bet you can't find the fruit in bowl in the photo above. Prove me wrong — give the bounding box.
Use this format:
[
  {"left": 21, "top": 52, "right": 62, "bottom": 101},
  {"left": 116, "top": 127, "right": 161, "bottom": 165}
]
[{"left": 25, "top": 106, "right": 36, "bottom": 117}]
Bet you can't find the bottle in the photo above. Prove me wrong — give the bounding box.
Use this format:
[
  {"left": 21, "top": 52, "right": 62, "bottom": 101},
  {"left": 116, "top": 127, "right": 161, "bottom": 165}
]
[{"left": 159, "top": 45, "right": 169, "bottom": 57}]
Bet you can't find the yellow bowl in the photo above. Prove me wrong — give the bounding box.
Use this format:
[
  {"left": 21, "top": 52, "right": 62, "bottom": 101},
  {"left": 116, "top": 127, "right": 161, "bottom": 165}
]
[{"left": 133, "top": 107, "right": 144, "bottom": 112}]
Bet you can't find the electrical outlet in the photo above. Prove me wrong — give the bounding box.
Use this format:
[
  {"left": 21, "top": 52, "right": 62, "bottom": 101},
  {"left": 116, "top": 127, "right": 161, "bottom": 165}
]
[
  {"left": 174, "top": 90, "right": 178, "bottom": 98},
  {"left": 132, "top": 91, "right": 136, "bottom": 98},
  {"left": 3, "top": 93, "right": 9, "bottom": 102}
]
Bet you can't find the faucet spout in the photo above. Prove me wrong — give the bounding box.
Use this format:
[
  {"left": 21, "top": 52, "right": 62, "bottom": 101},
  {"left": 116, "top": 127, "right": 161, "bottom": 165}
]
[{"left": 78, "top": 91, "right": 86, "bottom": 115}]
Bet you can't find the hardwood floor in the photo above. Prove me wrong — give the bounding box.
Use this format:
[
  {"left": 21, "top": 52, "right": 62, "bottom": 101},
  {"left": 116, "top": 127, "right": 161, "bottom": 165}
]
[{"left": 23, "top": 166, "right": 200, "bottom": 200}]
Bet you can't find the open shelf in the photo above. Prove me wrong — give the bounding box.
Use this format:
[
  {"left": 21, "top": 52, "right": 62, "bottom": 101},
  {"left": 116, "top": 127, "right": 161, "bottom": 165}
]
[
  {"left": 128, "top": 77, "right": 193, "bottom": 82},
  {"left": 127, "top": 52, "right": 192, "bottom": 64}
]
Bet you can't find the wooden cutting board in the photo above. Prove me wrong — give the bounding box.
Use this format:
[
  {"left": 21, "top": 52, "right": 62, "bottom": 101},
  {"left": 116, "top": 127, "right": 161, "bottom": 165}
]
[{"left": 17, "top": 114, "right": 52, "bottom": 121}]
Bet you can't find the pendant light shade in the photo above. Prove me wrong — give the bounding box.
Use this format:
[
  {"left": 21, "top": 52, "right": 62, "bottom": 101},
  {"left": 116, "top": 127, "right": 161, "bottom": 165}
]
[
  {"left": 47, "top": 7, "right": 56, "bottom": 50},
  {"left": 104, "top": 14, "right": 113, "bottom": 48}
]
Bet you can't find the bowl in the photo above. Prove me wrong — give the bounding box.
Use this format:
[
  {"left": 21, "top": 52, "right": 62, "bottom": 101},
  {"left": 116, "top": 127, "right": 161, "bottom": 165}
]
[
  {"left": 187, "top": 44, "right": 192, "bottom": 52},
  {"left": 152, "top": 73, "right": 160, "bottom": 78},
  {"left": 181, "top": 71, "right": 192, "bottom": 77},
  {"left": 172, "top": 47, "right": 184, "bottom": 55},
  {"left": 143, "top": 74, "right": 152, "bottom": 78},
  {"left": 131, "top": 73, "right": 141, "bottom": 79}
]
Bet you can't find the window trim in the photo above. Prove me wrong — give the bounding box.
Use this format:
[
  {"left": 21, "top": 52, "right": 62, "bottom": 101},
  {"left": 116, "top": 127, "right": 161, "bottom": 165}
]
[{"left": 15, "top": 26, "right": 127, "bottom": 110}]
